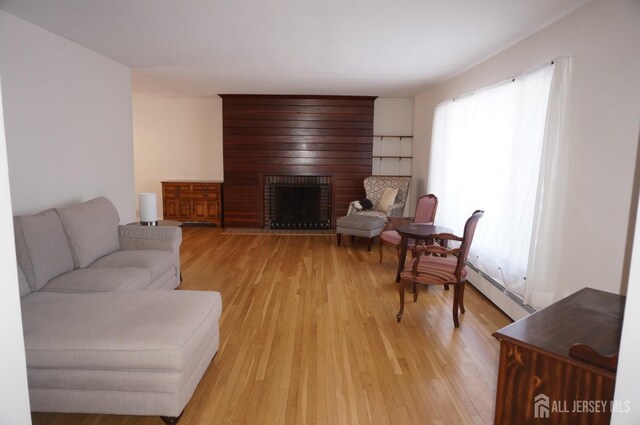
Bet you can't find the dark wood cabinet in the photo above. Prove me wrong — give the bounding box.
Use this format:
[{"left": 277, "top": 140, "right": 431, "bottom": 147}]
[
  {"left": 162, "top": 181, "right": 223, "bottom": 226},
  {"left": 492, "top": 288, "right": 624, "bottom": 425}
]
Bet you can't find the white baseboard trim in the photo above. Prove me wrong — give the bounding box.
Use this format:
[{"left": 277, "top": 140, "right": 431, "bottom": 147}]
[{"left": 467, "top": 268, "right": 532, "bottom": 322}]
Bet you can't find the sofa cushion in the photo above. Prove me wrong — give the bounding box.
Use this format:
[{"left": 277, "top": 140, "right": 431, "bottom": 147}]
[
  {"left": 26, "top": 330, "right": 219, "bottom": 394},
  {"left": 56, "top": 197, "right": 120, "bottom": 268},
  {"left": 21, "top": 290, "right": 223, "bottom": 371},
  {"left": 42, "top": 268, "right": 151, "bottom": 293},
  {"left": 14, "top": 210, "right": 75, "bottom": 291},
  {"left": 336, "top": 215, "right": 386, "bottom": 231},
  {"left": 17, "top": 263, "right": 31, "bottom": 298},
  {"left": 149, "top": 268, "right": 179, "bottom": 290},
  {"left": 89, "top": 250, "right": 174, "bottom": 282}
]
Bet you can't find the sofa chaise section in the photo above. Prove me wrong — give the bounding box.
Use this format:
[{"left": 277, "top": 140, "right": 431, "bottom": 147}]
[{"left": 21, "top": 290, "right": 222, "bottom": 418}]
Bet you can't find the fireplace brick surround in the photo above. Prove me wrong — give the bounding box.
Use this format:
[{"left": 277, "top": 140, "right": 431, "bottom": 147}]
[{"left": 221, "top": 95, "right": 375, "bottom": 228}]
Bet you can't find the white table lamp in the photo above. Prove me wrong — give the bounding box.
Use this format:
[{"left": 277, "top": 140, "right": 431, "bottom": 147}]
[{"left": 139, "top": 193, "right": 158, "bottom": 225}]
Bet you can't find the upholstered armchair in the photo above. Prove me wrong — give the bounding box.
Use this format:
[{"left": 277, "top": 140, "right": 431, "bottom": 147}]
[
  {"left": 397, "top": 210, "right": 484, "bottom": 328},
  {"left": 347, "top": 176, "right": 411, "bottom": 220},
  {"left": 379, "top": 194, "right": 438, "bottom": 263}
]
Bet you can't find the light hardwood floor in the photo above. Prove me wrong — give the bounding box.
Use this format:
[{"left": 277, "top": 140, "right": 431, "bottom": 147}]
[{"left": 33, "top": 227, "right": 511, "bottom": 425}]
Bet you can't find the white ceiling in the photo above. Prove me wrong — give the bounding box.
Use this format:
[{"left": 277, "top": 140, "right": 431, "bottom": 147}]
[{"left": 0, "top": 0, "right": 592, "bottom": 97}]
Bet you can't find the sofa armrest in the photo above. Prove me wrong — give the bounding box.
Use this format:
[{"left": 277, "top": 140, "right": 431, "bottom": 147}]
[
  {"left": 118, "top": 225, "right": 182, "bottom": 282},
  {"left": 118, "top": 225, "right": 181, "bottom": 246}
]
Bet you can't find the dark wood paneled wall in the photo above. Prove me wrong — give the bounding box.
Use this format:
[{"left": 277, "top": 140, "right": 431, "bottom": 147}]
[{"left": 221, "top": 95, "right": 375, "bottom": 228}]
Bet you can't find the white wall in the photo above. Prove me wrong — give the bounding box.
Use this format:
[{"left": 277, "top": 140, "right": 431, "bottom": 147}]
[
  {"left": 0, "top": 11, "right": 136, "bottom": 222},
  {"left": 132, "top": 92, "right": 223, "bottom": 218},
  {"left": 612, "top": 183, "right": 640, "bottom": 424},
  {"left": 0, "top": 76, "right": 31, "bottom": 425},
  {"left": 373, "top": 98, "right": 414, "bottom": 211},
  {"left": 374, "top": 98, "right": 413, "bottom": 136},
  {"left": 412, "top": 0, "right": 640, "bottom": 298}
]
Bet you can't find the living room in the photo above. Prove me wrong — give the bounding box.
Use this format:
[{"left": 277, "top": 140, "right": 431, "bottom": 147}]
[{"left": 1, "top": 0, "right": 639, "bottom": 424}]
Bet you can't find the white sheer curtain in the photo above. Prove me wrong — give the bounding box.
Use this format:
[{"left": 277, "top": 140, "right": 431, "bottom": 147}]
[
  {"left": 428, "top": 63, "right": 556, "bottom": 302},
  {"left": 524, "top": 58, "right": 571, "bottom": 308}
]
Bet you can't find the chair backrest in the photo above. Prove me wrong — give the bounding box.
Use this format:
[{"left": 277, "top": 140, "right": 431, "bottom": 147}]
[
  {"left": 363, "top": 176, "right": 411, "bottom": 209},
  {"left": 413, "top": 194, "right": 438, "bottom": 224},
  {"left": 456, "top": 210, "right": 484, "bottom": 277}
]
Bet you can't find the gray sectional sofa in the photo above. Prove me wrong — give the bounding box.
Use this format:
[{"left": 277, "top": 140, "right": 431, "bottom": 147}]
[{"left": 14, "top": 197, "right": 222, "bottom": 423}]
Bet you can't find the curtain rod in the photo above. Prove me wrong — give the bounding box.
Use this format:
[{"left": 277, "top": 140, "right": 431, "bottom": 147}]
[{"left": 436, "top": 56, "right": 569, "bottom": 107}]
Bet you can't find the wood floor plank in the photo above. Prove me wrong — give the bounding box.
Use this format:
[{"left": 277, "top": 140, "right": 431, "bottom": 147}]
[{"left": 32, "top": 227, "right": 511, "bottom": 425}]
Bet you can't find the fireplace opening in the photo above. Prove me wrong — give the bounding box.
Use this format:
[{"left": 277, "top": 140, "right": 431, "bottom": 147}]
[{"left": 265, "top": 176, "right": 331, "bottom": 229}]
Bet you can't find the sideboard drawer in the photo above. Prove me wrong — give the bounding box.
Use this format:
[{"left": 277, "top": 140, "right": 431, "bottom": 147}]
[
  {"left": 191, "top": 184, "right": 220, "bottom": 194},
  {"left": 163, "top": 183, "right": 192, "bottom": 193}
]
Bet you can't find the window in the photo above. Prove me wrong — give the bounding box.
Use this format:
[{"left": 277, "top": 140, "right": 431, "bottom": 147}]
[{"left": 428, "top": 64, "right": 555, "bottom": 300}]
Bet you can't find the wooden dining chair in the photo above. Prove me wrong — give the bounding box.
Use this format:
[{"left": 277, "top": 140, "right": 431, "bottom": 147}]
[
  {"left": 397, "top": 210, "right": 484, "bottom": 328},
  {"left": 379, "top": 194, "right": 438, "bottom": 263}
]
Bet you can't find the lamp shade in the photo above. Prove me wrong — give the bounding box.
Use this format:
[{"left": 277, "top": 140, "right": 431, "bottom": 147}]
[{"left": 139, "top": 193, "right": 158, "bottom": 224}]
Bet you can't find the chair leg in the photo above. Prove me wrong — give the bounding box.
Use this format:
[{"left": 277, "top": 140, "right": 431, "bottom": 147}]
[
  {"left": 413, "top": 281, "right": 420, "bottom": 302},
  {"left": 459, "top": 280, "right": 466, "bottom": 314},
  {"left": 397, "top": 280, "right": 405, "bottom": 322},
  {"left": 368, "top": 237, "right": 373, "bottom": 251},
  {"left": 444, "top": 284, "right": 450, "bottom": 291},
  {"left": 452, "top": 284, "right": 461, "bottom": 328},
  {"left": 337, "top": 233, "right": 342, "bottom": 247}
]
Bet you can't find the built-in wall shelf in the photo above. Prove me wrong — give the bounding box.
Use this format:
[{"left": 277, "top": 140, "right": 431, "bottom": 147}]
[
  {"left": 372, "top": 135, "right": 413, "bottom": 176},
  {"left": 374, "top": 135, "right": 413, "bottom": 141}
]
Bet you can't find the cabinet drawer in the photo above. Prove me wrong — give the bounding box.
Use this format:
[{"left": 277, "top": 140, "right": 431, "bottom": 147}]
[
  {"left": 163, "top": 184, "right": 191, "bottom": 192},
  {"left": 200, "top": 191, "right": 219, "bottom": 200},
  {"left": 191, "top": 184, "right": 220, "bottom": 193}
]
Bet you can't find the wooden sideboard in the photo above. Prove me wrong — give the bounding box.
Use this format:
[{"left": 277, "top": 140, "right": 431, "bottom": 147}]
[
  {"left": 161, "top": 180, "right": 223, "bottom": 226},
  {"left": 492, "top": 288, "right": 625, "bottom": 425}
]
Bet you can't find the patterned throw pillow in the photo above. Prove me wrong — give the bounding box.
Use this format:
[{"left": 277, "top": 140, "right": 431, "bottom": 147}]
[{"left": 377, "top": 187, "right": 398, "bottom": 212}]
